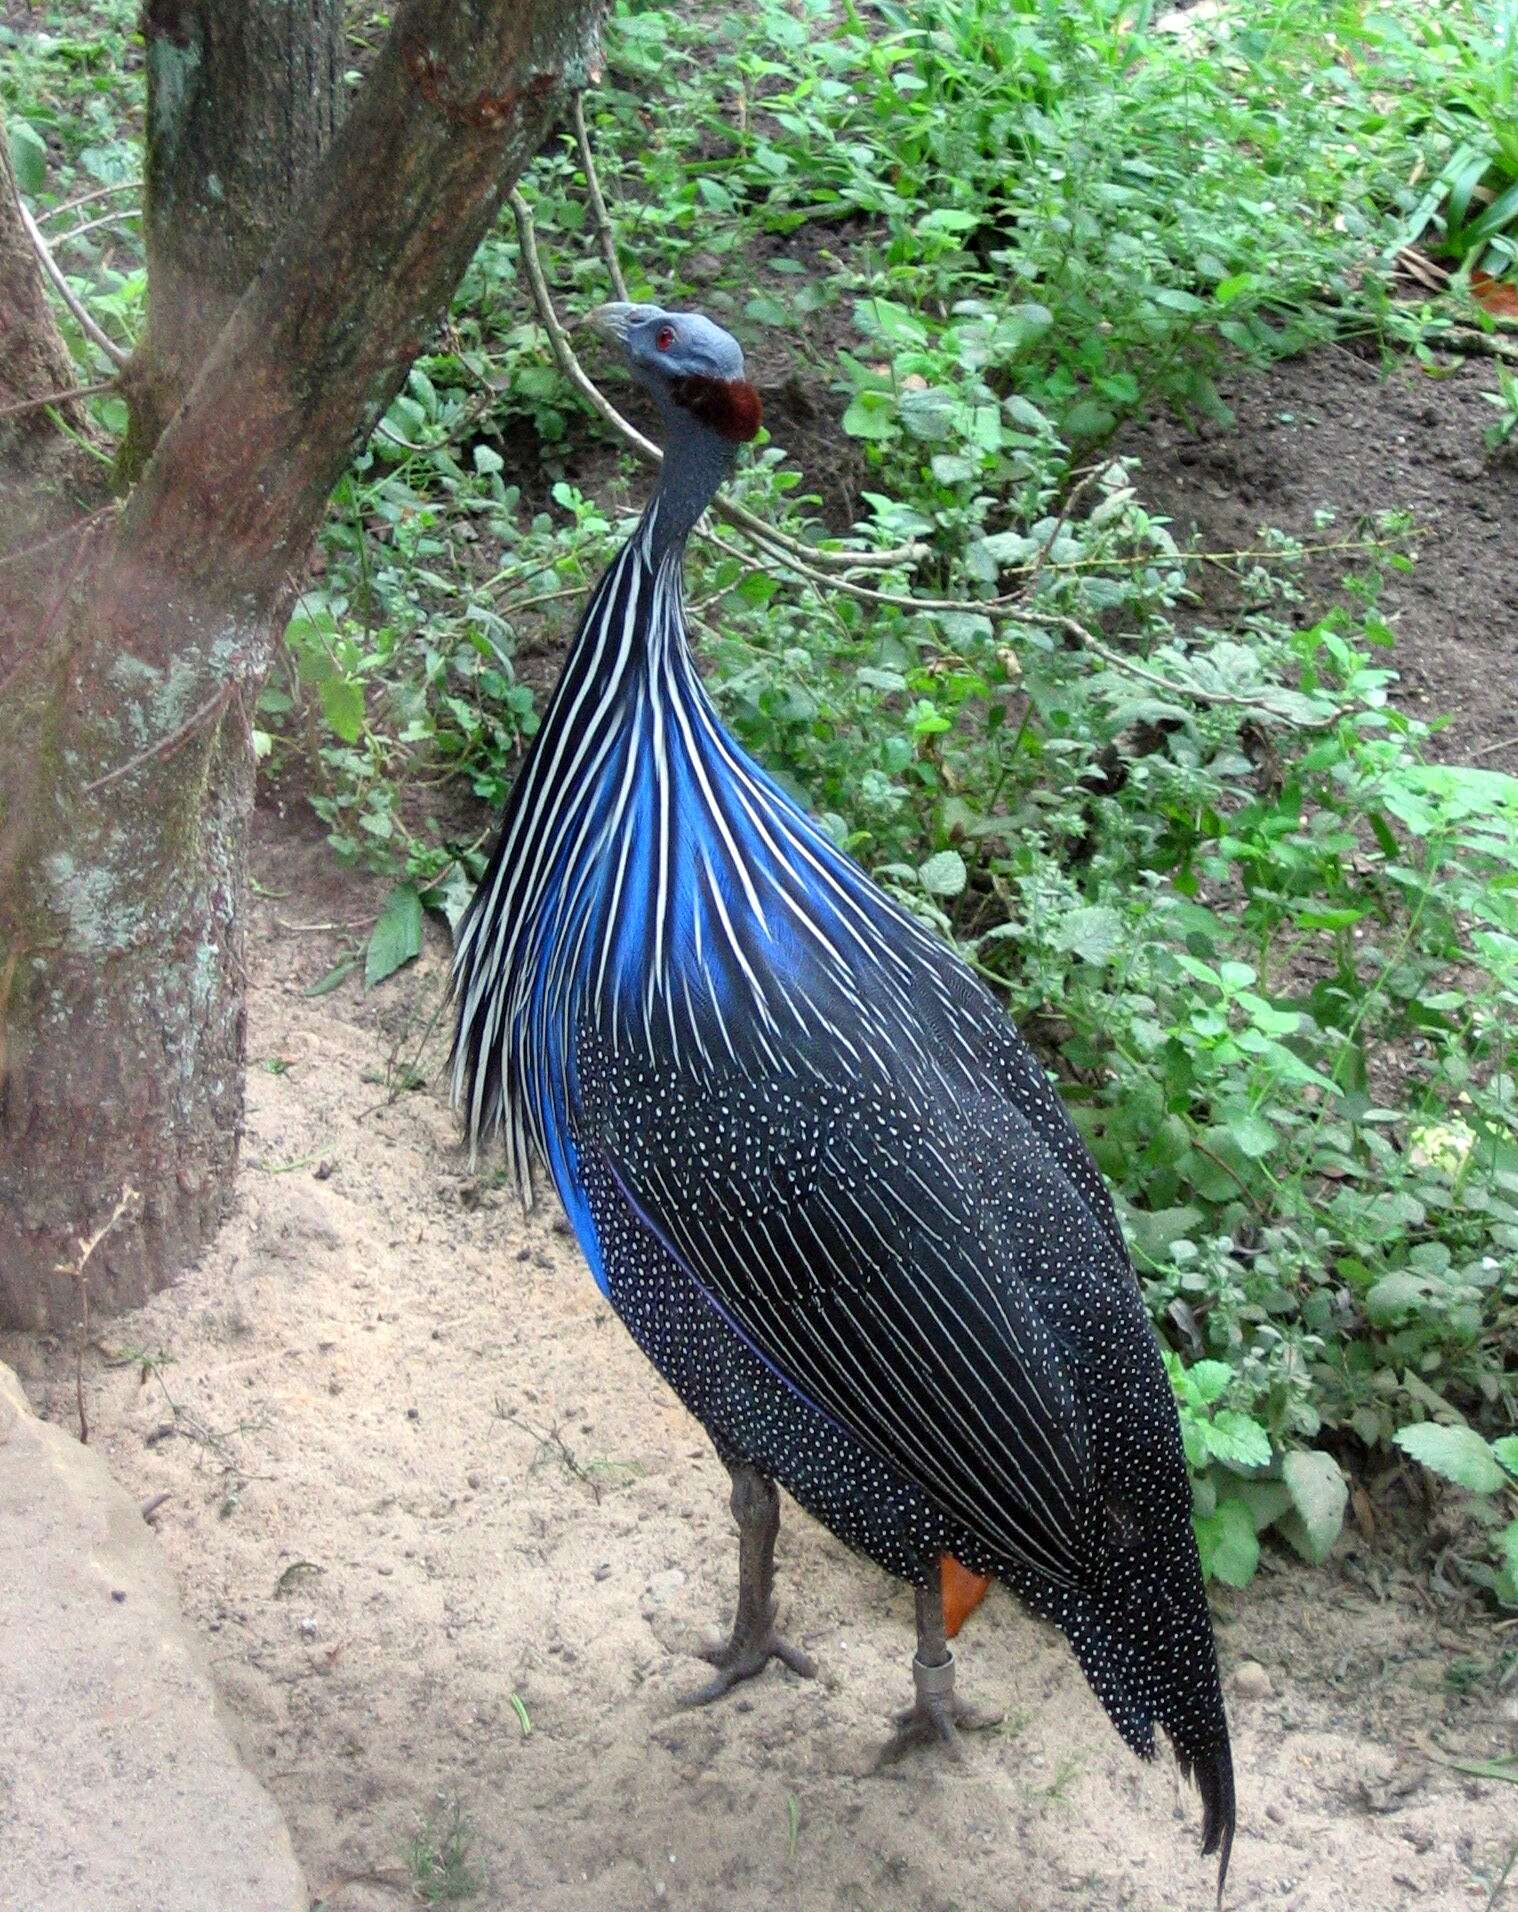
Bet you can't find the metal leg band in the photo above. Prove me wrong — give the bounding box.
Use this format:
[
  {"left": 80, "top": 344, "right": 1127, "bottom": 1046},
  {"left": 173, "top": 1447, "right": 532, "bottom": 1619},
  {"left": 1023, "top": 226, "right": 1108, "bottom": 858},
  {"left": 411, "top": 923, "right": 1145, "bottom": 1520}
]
[{"left": 912, "top": 1649, "right": 956, "bottom": 1702}]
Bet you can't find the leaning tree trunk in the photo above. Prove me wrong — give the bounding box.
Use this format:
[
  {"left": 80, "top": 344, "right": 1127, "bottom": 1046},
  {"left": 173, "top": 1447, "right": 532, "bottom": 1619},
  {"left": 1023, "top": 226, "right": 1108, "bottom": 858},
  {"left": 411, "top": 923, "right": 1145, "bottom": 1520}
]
[
  {"left": 118, "top": 0, "right": 345, "bottom": 477},
  {"left": 0, "top": 0, "right": 606, "bottom": 1330}
]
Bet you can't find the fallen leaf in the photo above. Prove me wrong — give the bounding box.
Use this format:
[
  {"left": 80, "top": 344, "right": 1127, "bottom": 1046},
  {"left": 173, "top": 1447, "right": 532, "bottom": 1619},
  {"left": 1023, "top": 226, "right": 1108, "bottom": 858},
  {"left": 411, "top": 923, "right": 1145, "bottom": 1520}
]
[{"left": 1471, "top": 270, "right": 1518, "bottom": 319}]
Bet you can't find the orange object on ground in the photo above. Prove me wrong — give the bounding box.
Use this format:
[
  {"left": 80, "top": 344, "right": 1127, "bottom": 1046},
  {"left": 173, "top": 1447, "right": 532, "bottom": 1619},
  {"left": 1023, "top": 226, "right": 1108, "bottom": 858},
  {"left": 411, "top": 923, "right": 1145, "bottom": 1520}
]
[{"left": 940, "top": 1554, "right": 991, "bottom": 1638}]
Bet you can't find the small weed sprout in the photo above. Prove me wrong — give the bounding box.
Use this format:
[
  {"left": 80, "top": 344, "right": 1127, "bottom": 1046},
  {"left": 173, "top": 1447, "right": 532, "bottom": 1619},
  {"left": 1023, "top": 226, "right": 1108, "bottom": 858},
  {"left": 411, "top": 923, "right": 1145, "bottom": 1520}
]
[{"left": 405, "top": 1798, "right": 485, "bottom": 1905}]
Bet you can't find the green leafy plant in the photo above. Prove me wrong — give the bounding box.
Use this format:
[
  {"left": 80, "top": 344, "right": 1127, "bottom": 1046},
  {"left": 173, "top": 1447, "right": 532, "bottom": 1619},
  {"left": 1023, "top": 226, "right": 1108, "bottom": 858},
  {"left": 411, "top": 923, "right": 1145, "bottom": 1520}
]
[
  {"left": 1483, "top": 364, "right": 1518, "bottom": 450},
  {"left": 1394, "top": 1422, "right": 1518, "bottom": 1606},
  {"left": 1376, "top": 0, "right": 1518, "bottom": 278}
]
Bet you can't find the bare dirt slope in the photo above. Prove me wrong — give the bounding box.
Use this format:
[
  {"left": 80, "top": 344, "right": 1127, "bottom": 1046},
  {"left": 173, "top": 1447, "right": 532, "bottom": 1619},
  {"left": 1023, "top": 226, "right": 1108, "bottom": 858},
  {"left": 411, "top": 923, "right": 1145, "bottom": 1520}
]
[
  {"left": 5, "top": 806, "right": 1514, "bottom": 1912},
  {"left": 1123, "top": 352, "right": 1518, "bottom": 766}
]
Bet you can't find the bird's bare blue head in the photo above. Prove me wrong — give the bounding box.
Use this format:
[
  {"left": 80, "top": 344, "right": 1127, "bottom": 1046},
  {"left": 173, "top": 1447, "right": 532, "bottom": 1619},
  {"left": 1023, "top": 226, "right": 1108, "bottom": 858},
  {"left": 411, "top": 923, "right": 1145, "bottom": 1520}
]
[{"left": 588, "top": 302, "right": 762, "bottom": 556}]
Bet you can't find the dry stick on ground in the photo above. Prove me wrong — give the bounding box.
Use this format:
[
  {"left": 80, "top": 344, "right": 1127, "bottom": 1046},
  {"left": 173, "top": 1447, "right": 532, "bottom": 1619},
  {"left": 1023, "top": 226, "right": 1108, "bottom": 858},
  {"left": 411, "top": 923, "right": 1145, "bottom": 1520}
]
[
  {"left": 572, "top": 90, "right": 628, "bottom": 301},
  {"left": 1440, "top": 327, "right": 1518, "bottom": 363},
  {"left": 508, "top": 188, "right": 924, "bottom": 571},
  {"left": 56, "top": 1185, "right": 139, "bottom": 1444}
]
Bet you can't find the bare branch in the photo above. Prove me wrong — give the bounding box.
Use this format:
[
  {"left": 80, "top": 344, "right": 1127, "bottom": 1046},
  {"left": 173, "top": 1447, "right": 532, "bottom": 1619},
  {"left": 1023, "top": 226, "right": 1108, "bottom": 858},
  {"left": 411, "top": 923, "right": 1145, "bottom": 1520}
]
[
  {"left": 81, "top": 682, "right": 238, "bottom": 795},
  {"left": 13, "top": 189, "right": 130, "bottom": 367},
  {"left": 37, "top": 179, "right": 140, "bottom": 224},
  {"left": 52, "top": 208, "right": 142, "bottom": 250},
  {"left": 572, "top": 91, "right": 628, "bottom": 301},
  {"left": 0, "top": 380, "right": 117, "bottom": 421}
]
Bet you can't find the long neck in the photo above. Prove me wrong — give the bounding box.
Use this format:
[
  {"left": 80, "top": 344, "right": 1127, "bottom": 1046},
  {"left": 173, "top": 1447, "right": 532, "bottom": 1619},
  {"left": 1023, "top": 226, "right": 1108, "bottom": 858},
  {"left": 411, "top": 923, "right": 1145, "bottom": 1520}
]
[{"left": 646, "top": 412, "right": 736, "bottom": 564}]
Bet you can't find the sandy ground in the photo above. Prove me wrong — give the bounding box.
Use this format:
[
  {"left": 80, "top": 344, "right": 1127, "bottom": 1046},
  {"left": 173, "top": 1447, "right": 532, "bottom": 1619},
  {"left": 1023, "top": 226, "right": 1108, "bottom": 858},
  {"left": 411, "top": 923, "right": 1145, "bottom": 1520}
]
[{"left": 5, "top": 808, "right": 1515, "bottom": 1912}]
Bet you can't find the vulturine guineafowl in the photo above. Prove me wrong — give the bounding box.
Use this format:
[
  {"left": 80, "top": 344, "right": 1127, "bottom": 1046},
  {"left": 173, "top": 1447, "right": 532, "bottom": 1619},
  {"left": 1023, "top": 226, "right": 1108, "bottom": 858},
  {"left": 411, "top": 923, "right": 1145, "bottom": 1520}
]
[{"left": 452, "top": 303, "right": 1236, "bottom": 1896}]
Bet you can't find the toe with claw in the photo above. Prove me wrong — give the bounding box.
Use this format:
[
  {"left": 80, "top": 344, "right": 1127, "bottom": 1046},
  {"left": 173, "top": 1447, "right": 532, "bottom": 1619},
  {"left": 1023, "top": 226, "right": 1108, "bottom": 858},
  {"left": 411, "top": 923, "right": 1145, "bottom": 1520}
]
[
  {"left": 685, "top": 1613, "right": 817, "bottom": 1705},
  {"left": 877, "top": 1648, "right": 1003, "bottom": 1764}
]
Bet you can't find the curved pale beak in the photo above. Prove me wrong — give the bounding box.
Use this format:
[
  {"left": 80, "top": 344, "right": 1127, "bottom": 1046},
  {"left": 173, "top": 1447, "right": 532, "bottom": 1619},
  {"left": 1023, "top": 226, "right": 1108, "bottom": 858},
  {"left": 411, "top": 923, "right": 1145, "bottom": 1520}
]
[{"left": 584, "top": 301, "right": 664, "bottom": 344}]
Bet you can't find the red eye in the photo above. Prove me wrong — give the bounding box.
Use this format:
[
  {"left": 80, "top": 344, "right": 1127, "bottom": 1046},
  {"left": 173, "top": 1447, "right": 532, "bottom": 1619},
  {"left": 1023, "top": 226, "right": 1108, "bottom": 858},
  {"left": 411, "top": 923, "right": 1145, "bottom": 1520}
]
[{"left": 655, "top": 324, "right": 677, "bottom": 351}]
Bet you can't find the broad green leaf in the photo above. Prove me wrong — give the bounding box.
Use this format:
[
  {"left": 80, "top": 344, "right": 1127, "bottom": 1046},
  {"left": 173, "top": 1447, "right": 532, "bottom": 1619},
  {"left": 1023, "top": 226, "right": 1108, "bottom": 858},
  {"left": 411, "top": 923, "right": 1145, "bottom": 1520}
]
[
  {"left": 841, "top": 391, "right": 895, "bottom": 441},
  {"left": 918, "top": 850, "right": 967, "bottom": 898},
  {"left": 918, "top": 207, "right": 980, "bottom": 235},
  {"left": 1281, "top": 1451, "right": 1347, "bottom": 1562},
  {"left": 1394, "top": 1423, "right": 1507, "bottom": 1495},
  {"left": 1205, "top": 1410, "right": 1272, "bottom": 1470},
  {"left": 320, "top": 675, "right": 366, "bottom": 744},
  {"left": 898, "top": 387, "right": 959, "bottom": 443},
  {"left": 1185, "top": 1360, "right": 1234, "bottom": 1406},
  {"left": 365, "top": 885, "right": 424, "bottom": 988},
  {"left": 1195, "top": 1498, "right": 1259, "bottom": 1587},
  {"left": 421, "top": 868, "right": 475, "bottom": 941},
  {"left": 9, "top": 120, "right": 47, "bottom": 195},
  {"left": 1049, "top": 905, "right": 1124, "bottom": 965},
  {"left": 1493, "top": 1436, "right": 1518, "bottom": 1481},
  {"left": 1229, "top": 1113, "right": 1278, "bottom": 1159},
  {"left": 1365, "top": 1272, "right": 1430, "bottom": 1326}
]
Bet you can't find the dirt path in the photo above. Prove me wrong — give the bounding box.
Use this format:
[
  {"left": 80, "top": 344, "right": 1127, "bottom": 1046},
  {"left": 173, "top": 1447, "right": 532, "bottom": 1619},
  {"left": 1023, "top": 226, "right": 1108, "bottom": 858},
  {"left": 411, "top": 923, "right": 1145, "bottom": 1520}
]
[{"left": 8, "top": 348, "right": 1518, "bottom": 1912}]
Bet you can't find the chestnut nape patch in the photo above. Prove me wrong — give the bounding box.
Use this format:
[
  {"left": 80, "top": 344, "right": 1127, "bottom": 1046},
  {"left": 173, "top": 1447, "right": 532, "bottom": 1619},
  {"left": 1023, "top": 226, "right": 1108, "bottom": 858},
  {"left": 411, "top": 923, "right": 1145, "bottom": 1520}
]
[{"left": 668, "top": 374, "right": 763, "bottom": 443}]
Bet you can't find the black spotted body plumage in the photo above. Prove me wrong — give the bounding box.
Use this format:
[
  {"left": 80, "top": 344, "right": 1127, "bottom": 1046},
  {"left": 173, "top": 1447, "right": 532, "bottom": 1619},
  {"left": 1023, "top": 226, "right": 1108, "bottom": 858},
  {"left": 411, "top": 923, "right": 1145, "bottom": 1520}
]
[{"left": 453, "top": 311, "right": 1235, "bottom": 1892}]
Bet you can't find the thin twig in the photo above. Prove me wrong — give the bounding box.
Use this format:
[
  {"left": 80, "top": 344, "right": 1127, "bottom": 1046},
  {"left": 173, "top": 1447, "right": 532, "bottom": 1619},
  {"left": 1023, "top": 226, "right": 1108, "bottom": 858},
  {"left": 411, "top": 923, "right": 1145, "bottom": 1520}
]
[
  {"left": 1473, "top": 731, "right": 1518, "bottom": 759},
  {"left": 0, "top": 500, "right": 113, "bottom": 573},
  {"left": 53, "top": 207, "right": 142, "bottom": 249},
  {"left": 37, "top": 179, "right": 140, "bottom": 223},
  {"left": 999, "top": 606, "right": 1342, "bottom": 725},
  {"left": 508, "top": 189, "right": 922, "bottom": 571},
  {"left": 494, "top": 583, "right": 585, "bottom": 616},
  {"left": 82, "top": 681, "right": 237, "bottom": 795},
  {"left": 271, "top": 915, "right": 379, "bottom": 934},
  {"left": 0, "top": 379, "right": 117, "bottom": 422},
  {"left": 572, "top": 91, "right": 629, "bottom": 301},
  {"left": 699, "top": 525, "right": 1338, "bottom": 724},
  {"left": 494, "top": 1402, "right": 605, "bottom": 1502},
  {"left": 0, "top": 503, "right": 115, "bottom": 573},
  {"left": 14, "top": 191, "right": 129, "bottom": 368},
  {"left": 56, "top": 1184, "right": 138, "bottom": 1446}
]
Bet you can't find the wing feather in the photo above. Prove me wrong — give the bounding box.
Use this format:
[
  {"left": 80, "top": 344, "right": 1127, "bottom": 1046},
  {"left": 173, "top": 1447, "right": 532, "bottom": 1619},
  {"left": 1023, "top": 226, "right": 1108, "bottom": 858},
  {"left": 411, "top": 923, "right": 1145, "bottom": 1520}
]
[{"left": 585, "top": 1057, "right": 1121, "bottom": 1587}]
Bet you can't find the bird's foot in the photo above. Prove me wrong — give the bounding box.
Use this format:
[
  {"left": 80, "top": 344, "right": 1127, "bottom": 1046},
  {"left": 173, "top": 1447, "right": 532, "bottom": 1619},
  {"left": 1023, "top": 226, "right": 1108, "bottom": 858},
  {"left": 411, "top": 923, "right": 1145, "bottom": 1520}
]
[
  {"left": 875, "top": 1650, "right": 1003, "bottom": 1767},
  {"left": 681, "top": 1614, "right": 817, "bottom": 1706}
]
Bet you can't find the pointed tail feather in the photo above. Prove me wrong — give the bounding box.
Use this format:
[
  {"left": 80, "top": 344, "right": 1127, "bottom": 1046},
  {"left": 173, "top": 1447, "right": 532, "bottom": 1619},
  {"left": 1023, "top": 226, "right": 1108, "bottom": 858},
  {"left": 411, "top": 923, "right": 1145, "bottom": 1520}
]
[{"left": 1178, "top": 1735, "right": 1235, "bottom": 1906}]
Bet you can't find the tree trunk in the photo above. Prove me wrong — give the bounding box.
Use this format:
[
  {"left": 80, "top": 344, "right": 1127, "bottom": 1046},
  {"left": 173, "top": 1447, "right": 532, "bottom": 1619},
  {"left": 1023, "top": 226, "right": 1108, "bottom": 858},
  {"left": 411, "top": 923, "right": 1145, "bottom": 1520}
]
[
  {"left": 0, "top": 0, "right": 607, "bottom": 1330},
  {"left": 119, "top": 0, "right": 346, "bottom": 477},
  {"left": 0, "top": 111, "right": 100, "bottom": 538}
]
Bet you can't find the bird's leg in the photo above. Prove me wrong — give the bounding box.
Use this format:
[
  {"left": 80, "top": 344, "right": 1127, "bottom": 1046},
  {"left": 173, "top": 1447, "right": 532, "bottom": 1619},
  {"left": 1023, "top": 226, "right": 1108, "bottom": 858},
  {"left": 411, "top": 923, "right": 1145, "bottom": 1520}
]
[
  {"left": 682, "top": 1461, "right": 817, "bottom": 1705},
  {"left": 876, "top": 1575, "right": 1003, "bottom": 1766}
]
